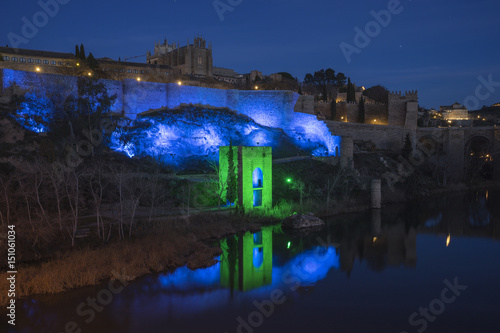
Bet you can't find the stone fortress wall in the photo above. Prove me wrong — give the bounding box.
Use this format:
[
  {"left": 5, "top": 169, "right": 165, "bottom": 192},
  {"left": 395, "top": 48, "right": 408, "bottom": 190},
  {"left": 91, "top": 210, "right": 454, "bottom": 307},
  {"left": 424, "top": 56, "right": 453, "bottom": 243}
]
[
  {"left": 1, "top": 68, "right": 498, "bottom": 179},
  {"left": 0, "top": 68, "right": 340, "bottom": 156}
]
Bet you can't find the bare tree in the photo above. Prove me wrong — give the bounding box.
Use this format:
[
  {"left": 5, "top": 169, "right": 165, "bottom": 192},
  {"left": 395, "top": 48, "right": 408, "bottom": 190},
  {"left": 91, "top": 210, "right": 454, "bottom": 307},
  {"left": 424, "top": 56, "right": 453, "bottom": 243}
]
[
  {"left": 88, "top": 161, "right": 108, "bottom": 241},
  {"left": 289, "top": 179, "right": 306, "bottom": 205},
  {"left": 63, "top": 170, "right": 82, "bottom": 246},
  {"left": 325, "top": 167, "right": 347, "bottom": 206},
  {"left": 124, "top": 174, "right": 148, "bottom": 238},
  {"left": 47, "top": 163, "right": 65, "bottom": 229},
  {"left": 0, "top": 175, "right": 12, "bottom": 226}
]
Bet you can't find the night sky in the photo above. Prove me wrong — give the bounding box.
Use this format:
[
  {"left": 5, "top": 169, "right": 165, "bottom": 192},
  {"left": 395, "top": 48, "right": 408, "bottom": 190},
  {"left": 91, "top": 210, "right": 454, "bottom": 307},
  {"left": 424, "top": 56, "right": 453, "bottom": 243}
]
[{"left": 1, "top": 0, "right": 499, "bottom": 109}]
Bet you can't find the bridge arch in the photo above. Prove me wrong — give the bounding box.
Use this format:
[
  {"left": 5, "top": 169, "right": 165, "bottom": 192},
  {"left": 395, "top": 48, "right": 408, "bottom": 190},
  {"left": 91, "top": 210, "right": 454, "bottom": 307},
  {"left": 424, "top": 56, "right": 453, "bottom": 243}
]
[{"left": 465, "top": 135, "right": 493, "bottom": 181}]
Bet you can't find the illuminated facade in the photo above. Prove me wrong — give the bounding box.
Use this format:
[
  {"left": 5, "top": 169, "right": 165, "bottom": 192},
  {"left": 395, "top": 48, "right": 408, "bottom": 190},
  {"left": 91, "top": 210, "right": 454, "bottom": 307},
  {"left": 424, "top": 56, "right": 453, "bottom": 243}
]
[
  {"left": 440, "top": 102, "right": 469, "bottom": 120},
  {"left": 219, "top": 146, "right": 272, "bottom": 212},
  {"left": 0, "top": 46, "right": 76, "bottom": 75}
]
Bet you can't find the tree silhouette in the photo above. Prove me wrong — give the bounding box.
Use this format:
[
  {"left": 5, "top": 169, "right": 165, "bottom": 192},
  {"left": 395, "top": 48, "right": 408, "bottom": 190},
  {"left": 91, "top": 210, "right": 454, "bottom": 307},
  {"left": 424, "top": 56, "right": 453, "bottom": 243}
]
[
  {"left": 402, "top": 133, "right": 412, "bottom": 159},
  {"left": 79, "top": 44, "right": 86, "bottom": 60}
]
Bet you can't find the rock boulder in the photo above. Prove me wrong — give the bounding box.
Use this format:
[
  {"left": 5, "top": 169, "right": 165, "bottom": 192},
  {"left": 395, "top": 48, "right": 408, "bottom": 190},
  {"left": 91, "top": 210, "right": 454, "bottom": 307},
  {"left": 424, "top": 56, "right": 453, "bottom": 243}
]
[{"left": 282, "top": 213, "right": 325, "bottom": 229}]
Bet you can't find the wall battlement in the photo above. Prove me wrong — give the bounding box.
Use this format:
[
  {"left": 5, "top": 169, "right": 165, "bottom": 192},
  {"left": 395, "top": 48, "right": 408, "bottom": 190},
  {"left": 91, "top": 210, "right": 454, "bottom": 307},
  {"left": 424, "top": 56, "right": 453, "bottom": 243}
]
[
  {"left": 388, "top": 90, "right": 419, "bottom": 128},
  {"left": 388, "top": 90, "right": 418, "bottom": 100}
]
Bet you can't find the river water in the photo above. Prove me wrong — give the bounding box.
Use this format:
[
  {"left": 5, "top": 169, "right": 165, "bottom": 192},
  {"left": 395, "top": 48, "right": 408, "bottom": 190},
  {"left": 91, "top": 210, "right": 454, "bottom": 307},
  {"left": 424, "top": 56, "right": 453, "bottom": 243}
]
[{"left": 9, "top": 189, "right": 500, "bottom": 333}]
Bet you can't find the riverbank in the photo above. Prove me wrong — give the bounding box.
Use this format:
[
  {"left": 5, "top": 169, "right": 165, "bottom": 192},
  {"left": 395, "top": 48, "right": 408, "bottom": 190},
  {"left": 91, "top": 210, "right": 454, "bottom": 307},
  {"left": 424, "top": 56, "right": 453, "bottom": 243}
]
[
  {"left": 1, "top": 170, "right": 498, "bottom": 308},
  {"left": 0, "top": 213, "right": 278, "bottom": 308}
]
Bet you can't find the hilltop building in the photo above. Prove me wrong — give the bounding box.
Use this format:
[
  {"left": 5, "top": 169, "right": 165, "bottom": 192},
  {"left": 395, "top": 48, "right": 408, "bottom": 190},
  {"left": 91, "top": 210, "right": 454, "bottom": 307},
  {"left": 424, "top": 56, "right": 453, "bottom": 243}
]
[
  {"left": 440, "top": 102, "right": 468, "bottom": 120},
  {"left": 146, "top": 36, "right": 213, "bottom": 77},
  {"left": 0, "top": 46, "right": 76, "bottom": 75},
  {"left": 0, "top": 45, "right": 178, "bottom": 82}
]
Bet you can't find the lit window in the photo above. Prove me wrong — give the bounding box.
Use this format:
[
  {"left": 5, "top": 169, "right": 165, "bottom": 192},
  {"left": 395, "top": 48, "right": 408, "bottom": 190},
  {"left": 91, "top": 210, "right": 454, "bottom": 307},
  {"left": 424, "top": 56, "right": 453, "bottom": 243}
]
[
  {"left": 20, "top": 57, "right": 26, "bottom": 62},
  {"left": 50, "top": 60, "right": 56, "bottom": 65},
  {"left": 127, "top": 69, "right": 132, "bottom": 73},
  {"left": 3, "top": 56, "right": 9, "bottom": 61},
  {"left": 133, "top": 69, "right": 138, "bottom": 73},
  {"left": 252, "top": 168, "right": 263, "bottom": 188},
  {"left": 197, "top": 56, "right": 203, "bottom": 65},
  {"left": 253, "top": 190, "right": 263, "bottom": 207},
  {"left": 35, "top": 59, "right": 41, "bottom": 64},
  {"left": 43, "top": 60, "right": 49, "bottom": 64},
  {"left": 58, "top": 61, "right": 63, "bottom": 65},
  {"left": 253, "top": 247, "right": 263, "bottom": 268},
  {"left": 27, "top": 58, "right": 33, "bottom": 63},
  {"left": 11, "top": 57, "right": 17, "bottom": 62}
]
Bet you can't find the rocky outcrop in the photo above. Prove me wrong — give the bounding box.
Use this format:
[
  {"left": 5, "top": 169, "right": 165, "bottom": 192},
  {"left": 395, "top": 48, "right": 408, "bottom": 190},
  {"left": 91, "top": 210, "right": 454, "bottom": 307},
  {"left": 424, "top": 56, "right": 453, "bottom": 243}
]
[{"left": 282, "top": 213, "right": 325, "bottom": 229}]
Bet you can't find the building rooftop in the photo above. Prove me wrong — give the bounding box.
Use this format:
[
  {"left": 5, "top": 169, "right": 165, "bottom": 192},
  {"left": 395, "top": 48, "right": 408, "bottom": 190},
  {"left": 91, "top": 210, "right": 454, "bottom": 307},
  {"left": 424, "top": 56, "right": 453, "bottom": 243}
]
[
  {"left": 0, "top": 46, "right": 74, "bottom": 59},
  {"left": 97, "top": 58, "right": 173, "bottom": 70}
]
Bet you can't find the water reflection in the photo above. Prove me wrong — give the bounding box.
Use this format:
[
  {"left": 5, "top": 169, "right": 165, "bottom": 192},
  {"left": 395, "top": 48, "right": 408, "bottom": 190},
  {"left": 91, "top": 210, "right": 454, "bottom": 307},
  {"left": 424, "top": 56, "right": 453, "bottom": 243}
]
[
  {"left": 220, "top": 228, "right": 273, "bottom": 292},
  {"left": 11, "top": 189, "right": 500, "bottom": 333}
]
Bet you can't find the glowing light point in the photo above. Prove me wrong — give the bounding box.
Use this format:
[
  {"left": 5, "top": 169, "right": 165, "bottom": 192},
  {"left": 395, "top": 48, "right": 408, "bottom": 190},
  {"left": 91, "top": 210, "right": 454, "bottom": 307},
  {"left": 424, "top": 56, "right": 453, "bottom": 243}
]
[
  {"left": 177, "top": 81, "right": 182, "bottom": 86},
  {"left": 76, "top": 63, "right": 80, "bottom": 66},
  {"left": 36, "top": 67, "right": 40, "bottom": 72},
  {"left": 137, "top": 77, "right": 141, "bottom": 81},
  {"left": 287, "top": 241, "right": 291, "bottom": 249},
  {"left": 254, "top": 86, "right": 259, "bottom": 90},
  {"left": 286, "top": 178, "right": 292, "bottom": 183},
  {"left": 446, "top": 234, "right": 451, "bottom": 247},
  {"left": 88, "top": 72, "right": 92, "bottom": 76}
]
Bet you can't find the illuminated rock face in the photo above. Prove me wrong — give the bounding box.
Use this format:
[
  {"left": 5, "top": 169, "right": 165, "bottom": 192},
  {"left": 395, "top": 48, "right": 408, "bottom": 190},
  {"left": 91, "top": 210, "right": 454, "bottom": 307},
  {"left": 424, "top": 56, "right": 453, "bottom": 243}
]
[
  {"left": 108, "top": 105, "right": 341, "bottom": 169},
  {"left": 1, "top": 69, "right": 341, "bottom": 166},
  {"left": 111, "top": 106, "right": 311, "bottom": 169}
]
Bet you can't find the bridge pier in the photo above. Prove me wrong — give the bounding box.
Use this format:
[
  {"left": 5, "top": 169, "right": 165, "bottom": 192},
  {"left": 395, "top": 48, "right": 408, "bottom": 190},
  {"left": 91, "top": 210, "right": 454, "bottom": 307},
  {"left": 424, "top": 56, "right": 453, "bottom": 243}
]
[
  {"left": 446, "top": 129, "right": 466, "bottom": 183},
  {"left": 494, "top": 128, "right": 500, "bottom": 181}
]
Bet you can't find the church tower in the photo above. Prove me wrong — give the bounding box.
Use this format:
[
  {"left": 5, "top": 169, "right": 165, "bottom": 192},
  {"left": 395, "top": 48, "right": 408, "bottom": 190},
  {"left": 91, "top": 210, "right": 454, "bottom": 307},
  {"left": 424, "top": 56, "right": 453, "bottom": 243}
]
[{"left": 146, "top": 35, "right": 213, "bottom": 77}]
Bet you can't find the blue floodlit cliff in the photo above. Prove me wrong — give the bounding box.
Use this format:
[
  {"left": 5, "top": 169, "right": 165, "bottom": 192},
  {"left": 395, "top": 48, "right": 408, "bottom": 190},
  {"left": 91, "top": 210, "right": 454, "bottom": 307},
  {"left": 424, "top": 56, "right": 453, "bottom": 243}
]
[
  {"left": 1, "top": 68, "right": 341, "bottom": 169},
  {"left": 110, "top": 105, "right": 339, "bottom": 168}
]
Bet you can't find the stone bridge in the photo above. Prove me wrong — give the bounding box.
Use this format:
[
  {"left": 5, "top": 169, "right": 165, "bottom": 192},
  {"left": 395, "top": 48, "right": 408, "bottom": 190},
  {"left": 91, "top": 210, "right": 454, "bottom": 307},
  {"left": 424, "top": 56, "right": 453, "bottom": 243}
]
[
  {"left": 417, "top": 126, "right": 500, "bottom": 181},
  {"left": 324, "top": 120, "right": 500, "bottom": 181}
]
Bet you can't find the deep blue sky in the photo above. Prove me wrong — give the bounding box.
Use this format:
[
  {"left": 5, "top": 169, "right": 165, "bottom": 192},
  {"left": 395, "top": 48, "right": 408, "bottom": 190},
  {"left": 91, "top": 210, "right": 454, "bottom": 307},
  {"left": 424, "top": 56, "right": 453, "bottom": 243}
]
[{"left": 1, "top": 0, "right": 499, "bottom": 109}]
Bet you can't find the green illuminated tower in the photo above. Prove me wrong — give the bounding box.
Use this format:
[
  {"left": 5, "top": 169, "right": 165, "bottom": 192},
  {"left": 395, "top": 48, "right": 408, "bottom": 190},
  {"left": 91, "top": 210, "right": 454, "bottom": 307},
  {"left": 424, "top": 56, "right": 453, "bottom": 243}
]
[{"left": 219, "top": 146, "right": 272, "bottom": 212}]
